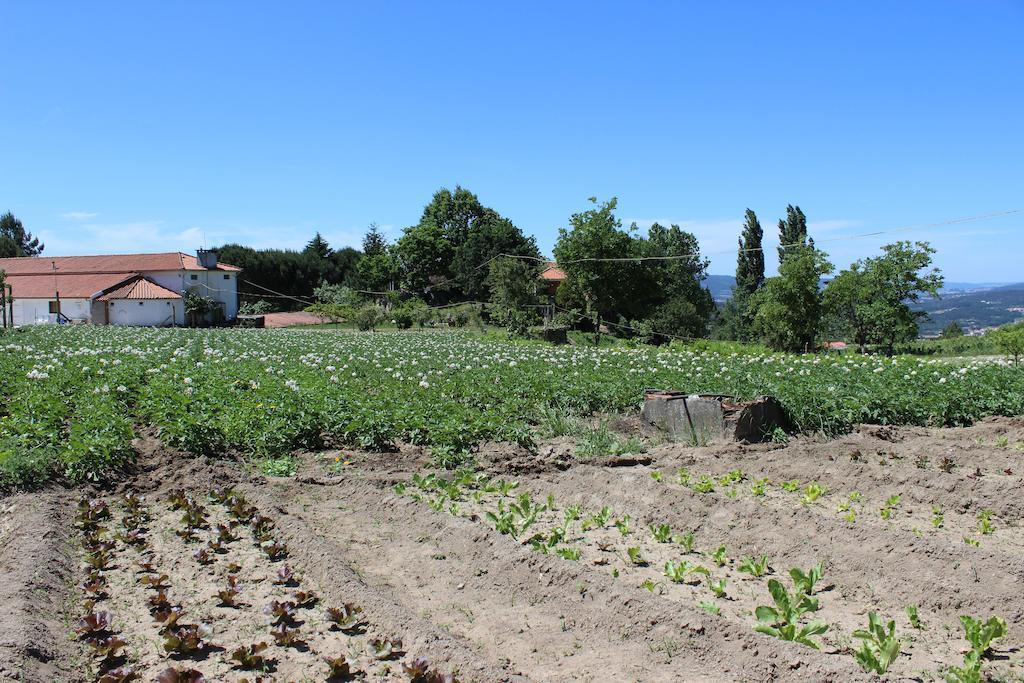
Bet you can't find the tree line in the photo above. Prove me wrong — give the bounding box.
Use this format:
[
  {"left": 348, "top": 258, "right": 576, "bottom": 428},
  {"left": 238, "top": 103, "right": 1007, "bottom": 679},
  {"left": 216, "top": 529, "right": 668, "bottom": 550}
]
[
  {"left": 219, "top": 187, "right": 944, "bottom": 353},
  {"left": 214, "top": 188, "right": 946, "bottom": 352},
  {"left": 543, "top": 198, "right": 945, "bottom": 352},
  {"left": 0, "top": 193, "right": 951, "bottom": 353}
]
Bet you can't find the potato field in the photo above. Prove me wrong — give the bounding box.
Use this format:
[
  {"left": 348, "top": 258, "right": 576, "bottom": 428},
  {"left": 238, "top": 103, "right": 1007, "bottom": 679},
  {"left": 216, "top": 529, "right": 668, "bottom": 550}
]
[{"left": 0, "top": 327, "right": 1022, "bottom": 682}]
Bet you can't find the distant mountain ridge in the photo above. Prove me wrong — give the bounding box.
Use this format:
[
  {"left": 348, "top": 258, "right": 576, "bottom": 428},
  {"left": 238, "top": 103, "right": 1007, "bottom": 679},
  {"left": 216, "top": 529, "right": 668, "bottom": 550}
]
[
  {"left": 915, "top": 283, "right": 1024, "bottom": 336},
  {"left": 702, "top": 275, "right": 1024, "bottom": 336},
  {"left": 702, "top": 274, "right": 736, "bottom": 302}
]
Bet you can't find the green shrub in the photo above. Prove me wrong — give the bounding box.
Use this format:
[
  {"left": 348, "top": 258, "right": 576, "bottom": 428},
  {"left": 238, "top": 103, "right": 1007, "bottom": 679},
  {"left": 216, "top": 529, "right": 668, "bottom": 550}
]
[{"left": 354, "top": 304, "right": 386, "bottom": 331}]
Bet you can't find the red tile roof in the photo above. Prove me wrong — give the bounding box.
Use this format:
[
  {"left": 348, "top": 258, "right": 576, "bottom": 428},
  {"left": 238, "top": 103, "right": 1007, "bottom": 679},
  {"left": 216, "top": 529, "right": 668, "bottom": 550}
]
[
  {"left": 540, "top": 262, "right": 566, "bottom": 281},
  {"left": 5, "top": 272, "right": 139, "bottom": 299},
  {"left": 0, "top": 251, "right": 240, "bottom": 275},
  {"left": 97, "top": 276, "right": 181, "bottom": 301}
]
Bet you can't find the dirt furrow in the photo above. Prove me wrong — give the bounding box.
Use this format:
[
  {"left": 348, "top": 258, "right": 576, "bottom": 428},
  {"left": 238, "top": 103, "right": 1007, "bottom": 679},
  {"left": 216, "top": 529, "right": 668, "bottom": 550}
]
[
  {"left": 0, "top": 492, "right": 82, "bottom": 683},
  {"left": 278, "top": 475, "right": 871, "bottom": 682}
]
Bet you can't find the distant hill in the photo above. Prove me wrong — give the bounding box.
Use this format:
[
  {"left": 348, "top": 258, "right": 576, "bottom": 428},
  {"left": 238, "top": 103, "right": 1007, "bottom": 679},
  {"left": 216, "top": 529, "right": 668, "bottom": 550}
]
[
  {"left": 702, "top": 274, "right": 736, "bottom": 302},
  {"left": 702, "top": 275, "right": 1024, "bottom": 336},
  {"left": 939, "top": 282, "right": 1013, "bottom": 294},
  {"left": 914, "top": 283, "right": 1024, "bottom": 336}
]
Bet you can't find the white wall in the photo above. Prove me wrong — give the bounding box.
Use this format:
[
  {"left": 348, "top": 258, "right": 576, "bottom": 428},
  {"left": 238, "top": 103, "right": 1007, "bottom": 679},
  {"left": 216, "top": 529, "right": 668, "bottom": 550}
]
[
  {"left": 12, "top": 298, "right": 91, "bottom": 325},
  {"left": 107, "top": 299, "right": 180, "bottom": 327},
  {"left": 9, "top": 268, "right": 237, "bottom": 327},
  {"left": 147, "top": 269, "right": 238, "bottom": 320}
]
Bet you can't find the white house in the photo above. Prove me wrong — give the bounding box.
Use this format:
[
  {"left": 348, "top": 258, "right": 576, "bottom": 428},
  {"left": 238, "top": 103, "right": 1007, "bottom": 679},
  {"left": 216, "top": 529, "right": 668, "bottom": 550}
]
[{"left": 0, "top": 250, "right": 240, "bottom": 327}]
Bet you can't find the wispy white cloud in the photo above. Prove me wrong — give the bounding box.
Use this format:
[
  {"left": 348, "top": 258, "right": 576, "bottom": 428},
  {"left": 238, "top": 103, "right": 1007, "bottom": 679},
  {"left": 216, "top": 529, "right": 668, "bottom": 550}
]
[
  {"left": 60, "top": 211, "right": 98, "bottom": 221},
  {"left": 626, "top": 217, "right": 745, "bottom": 257},
  {"left": 39, "top": 221, "right": 193, "bottom": 255},
  {"left": 36, "top": 219, "right": 373, "bottom": 257}
]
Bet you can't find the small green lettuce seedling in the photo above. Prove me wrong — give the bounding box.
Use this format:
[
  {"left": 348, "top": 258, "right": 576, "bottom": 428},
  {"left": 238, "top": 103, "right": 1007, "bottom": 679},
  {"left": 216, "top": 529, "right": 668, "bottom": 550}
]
[
  {"left": 789, "top": 562, "right": 824, "bottom": 596},
  {"left": 750, "top": 478, "right": 769, "bottom": 497},
  {"left": 853, "top": 612, "right": 901, "bottom": 674},
  {"left": 556, "top": 547, "right": 582, "bottom": 561},
  {"left": 717, "top": 469, "right": 744, "bottom": 486},
  {"left": 677, "top": 468, "right": 691, "bottom": 487},
  {"left": 944, "top": 615, "right": 1008, "bottom": 682},
  {"left": 931, "top": 506, "right": 944, "bottom": 529},
  {"left": 692, "top": 476, "right": 715, "bottom": 494},
  {"left": 614, "top": 516, "right": 631, "bottom": 536},
  {"left": 738, "top": 555, "right": 770, "bottom": 578},
  {"left": 663, "top": 560, "right": 708, "bottom": 585},
  {"left": 905, "top": 605, "right": 923, "bottom": 630},
  {"left": 976, "top": 510, "right": 995, "bottom": 535},
  {"left": 563, "top": 505, "right": 582, "bottom": 526},
  {"left": 676, "top": 532, "right": 696, "bottom": 553},
  {"left": 960, "top": 615, "right": 1007, "bottom": 658},
  {"left": 650, "top": 523, "right": 672, "bottom": 543},
  {"left": 780, "top": 480, "right": 799, "bottom": 493},
  {"left": 626, "top": 546, "right": 646, "bottom": 566},
  {"left": 879, "top": 494, "right": 901, "bottom": 520},
  {"left": 712, "top": 545, "right": 727, "bottom": 567},
  {"left": 754, "top": 579, "right": 827, "bottom": 649},
  {"left": 801, "top": 483, "right": 826, "bottom": 505},
  {"left": 707, "top": 576, "right": 727, "bottom": 598},
  {"left": 582, "top": 506, "right": 612, "bottom": 531},
  {"left": 699, "top": 601, "right": 721, "bottom": 615}
]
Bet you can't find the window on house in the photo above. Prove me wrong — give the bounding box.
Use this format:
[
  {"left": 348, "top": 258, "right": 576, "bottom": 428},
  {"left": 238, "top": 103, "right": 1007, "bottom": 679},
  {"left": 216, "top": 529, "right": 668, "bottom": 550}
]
[
  {"left": 224, "top": 274, "right": 230, "bottom": 280},
  {"left": 190, "top": 274, "right": 198, "bottom": 280},
  {"left": 139, "top": 302, "right": 144, "bottom": 306},
  {"left": 48, "top": 301, "right": 58, "bottom": 314}
]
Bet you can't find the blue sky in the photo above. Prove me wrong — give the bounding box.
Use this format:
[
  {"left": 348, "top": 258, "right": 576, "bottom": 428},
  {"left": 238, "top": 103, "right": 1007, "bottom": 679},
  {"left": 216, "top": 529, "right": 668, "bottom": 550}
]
[{"left": 1, "top": 1, "right": 1021, "bottom": 281}]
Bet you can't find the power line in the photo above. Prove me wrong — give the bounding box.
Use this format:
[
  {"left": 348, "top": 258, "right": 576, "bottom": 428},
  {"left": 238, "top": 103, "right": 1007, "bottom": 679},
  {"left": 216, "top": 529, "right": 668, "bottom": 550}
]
[
  {"left": 482, "top": 209, "right": 1022, "bottom": 267},
  {"left": 235, "top": 207, "right": 1017, "bottom": 316},
  {"left": 240, "top": 279, "right": 315, "bottom": 306}
]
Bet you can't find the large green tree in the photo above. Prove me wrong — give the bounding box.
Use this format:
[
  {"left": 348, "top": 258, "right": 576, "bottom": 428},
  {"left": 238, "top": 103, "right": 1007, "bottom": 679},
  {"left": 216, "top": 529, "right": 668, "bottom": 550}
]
[
  {"left": 638, "top": 222, "right": 714, "bottom": 340},
  {"left": 354, "top": 225, "right": 400, "bottom": 292},
  {"left": 823, "top": 241, "right": 943, "bottom": 353},
  {"left": 718, "top": 209, "right": 766, "bottom": 341},
  {"left": 993, "top": 323, "right": 1024, "bottom": 366},
  {"left": 214, "top": 239, "right": 359, "bottom": 309},
  {"left": 752, "top": 245, "right": 833, "bottom": 352},
  {"left": 304, "top": 232, "right": 333, "bottom": 259},
  {"left": 485, "top": 256, "right": 541, "bottom": 331},
  {"left": 553, "top": 199, "right": 714, "bottom": 343},
  {"left": 777, "top": 204, "right": 808, "bottom": 264},
  {"left": 0, "top": 212, "right": 44, "bottom": 256},
  {"left": 362, "top": 223, "right": 389, "bottom": 256},
  {"left": 553, "top": 198, "right": 640, "bottom": 341},
  {"left": 395, "top": 186, "right": 537, "bottom": 301},
  {"left": 736, "top": 209, "right": 765, "bottom": 296},
  {"left": 453, "top": 209, "right": 539, "bottom": 301}
]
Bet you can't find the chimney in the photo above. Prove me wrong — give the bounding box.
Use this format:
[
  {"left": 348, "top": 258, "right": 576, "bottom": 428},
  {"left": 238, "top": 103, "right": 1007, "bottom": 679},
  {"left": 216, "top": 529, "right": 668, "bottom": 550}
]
[{"left": 196, "top": 249, "right": 218, "bottom": 269}]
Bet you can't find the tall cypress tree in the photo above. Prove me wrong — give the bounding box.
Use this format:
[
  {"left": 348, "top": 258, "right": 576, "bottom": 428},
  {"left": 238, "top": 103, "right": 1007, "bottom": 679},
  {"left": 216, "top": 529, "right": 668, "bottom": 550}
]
[
  {"left": 735, "top": 209, "right": 765, "bottom": 297},
  {"left": 777, "top": 204, "right": 808, "bottom": 264}
]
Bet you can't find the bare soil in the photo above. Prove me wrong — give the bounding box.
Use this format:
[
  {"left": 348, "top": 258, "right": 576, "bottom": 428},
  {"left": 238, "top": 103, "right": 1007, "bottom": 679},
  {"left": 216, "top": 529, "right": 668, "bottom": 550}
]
[
  {"left": 2, "top": 418, "right": 1023, "bottom": 682},
  {"left": 262, "top": 312, "right": 331, "bottom": 328}
]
